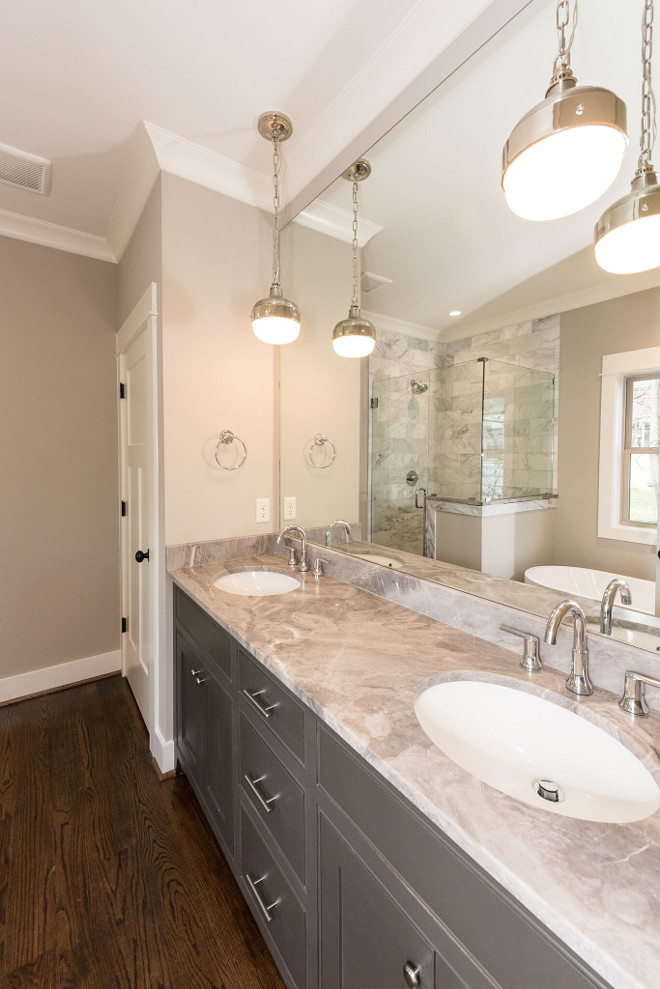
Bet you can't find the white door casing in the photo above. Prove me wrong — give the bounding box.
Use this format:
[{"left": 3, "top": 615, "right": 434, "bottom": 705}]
[{"left": 117, "top": 284, "right": 159, "bottom": 745}]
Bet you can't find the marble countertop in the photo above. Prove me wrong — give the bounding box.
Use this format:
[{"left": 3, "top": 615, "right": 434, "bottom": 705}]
[{"left": 170, "top": 554, "right": 660, "bottom": 989}]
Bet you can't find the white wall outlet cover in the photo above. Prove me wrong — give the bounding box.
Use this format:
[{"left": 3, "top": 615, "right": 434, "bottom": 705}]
[
  {"left": 283, "top": 496, "right": 296, "bottom": 520},
  {"left": 256, "top": 498, "right": 270, "bottom": 523}
]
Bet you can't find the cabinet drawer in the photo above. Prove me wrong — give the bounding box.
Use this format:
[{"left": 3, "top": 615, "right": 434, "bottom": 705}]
[
  {"left": 239, "top": 650, "right": 305, "bottom": 764},
  {"left": 175, "top": 588, "right": 232, "bottom": 680},
  {"left": 241, "top": 805, "right": 307, "bottom": 989},
  {"left": 240, "top": 714, "right": 306, "bottom": 882},
  {"left": 318, "top": 725, "right": 609, "bottom": 989}
]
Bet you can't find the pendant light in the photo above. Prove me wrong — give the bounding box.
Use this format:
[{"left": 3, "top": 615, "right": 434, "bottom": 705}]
[
  {"left": 251, "top": 112, "right": 300, "bottom": 345},
  {"left": 502, "top": 0, "right": 627, "bottom": 221},
  {"left": 332, "top": 160, "right": 376, "bottom": 359},
  {"left": 595, "top": 0, "right": 660, "bottom": 274}
]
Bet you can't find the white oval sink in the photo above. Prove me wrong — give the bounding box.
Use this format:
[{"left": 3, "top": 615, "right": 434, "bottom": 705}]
[
  {"left": 415, "top": 679, "right": 660, "bottom": 823},
  {"left": 213, "top": 570, "right": 300, "bottom": 596}
]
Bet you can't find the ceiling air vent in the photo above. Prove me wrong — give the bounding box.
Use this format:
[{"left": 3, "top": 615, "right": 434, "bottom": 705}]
[
  {"left": 361, "top": 271, "right": 392, "bottom": 294},
  {"left": 0, "top": 143, "right": 52, "bottom": 195}
]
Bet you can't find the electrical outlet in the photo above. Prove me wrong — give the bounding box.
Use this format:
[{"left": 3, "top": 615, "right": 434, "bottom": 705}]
[
  {"left": 283, "top": 496, "right": 296, "bottom": 520},
  {"left": 256, "top": 498, "right": 270, "bottom": 524}
]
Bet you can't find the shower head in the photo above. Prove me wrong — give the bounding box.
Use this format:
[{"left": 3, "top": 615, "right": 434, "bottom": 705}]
[{"left": 410, "top": 379, "right": 428, "bottom": 395}]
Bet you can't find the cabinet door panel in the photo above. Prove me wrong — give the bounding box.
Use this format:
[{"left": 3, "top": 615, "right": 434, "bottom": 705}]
[
  {"left": 205, "top": 670, "right": 234, "bottom": 854},
  {"left": 176, "top": 629, "right": 206, "bottom": 789},
  {"left": 319, "top": 814, "right": 437, "bottom": 989}
]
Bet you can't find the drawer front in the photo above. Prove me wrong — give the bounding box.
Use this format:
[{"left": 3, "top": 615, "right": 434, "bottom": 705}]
[
  {"left": 240, "top": 714, "right": 306, "bottom": 882},
  {"left": 175, "top": 588, "right": 232, "bottom": 680},
  {"left": 241, "top": 805, "right": 307, "bottom": 989},
  {"left": 239, "top": 650, "right": 305, "bottom": 764},
  {"left": 318, "top": 725, "right": 610, "bottom": 989}
]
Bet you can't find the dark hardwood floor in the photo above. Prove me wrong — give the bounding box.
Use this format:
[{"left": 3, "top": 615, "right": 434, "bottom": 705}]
[{"left": 0, "top": 675, "right": 287, "bottom": 989}]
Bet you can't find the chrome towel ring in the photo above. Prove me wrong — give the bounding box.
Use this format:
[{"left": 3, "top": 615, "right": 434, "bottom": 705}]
[
  {"left": 307, "top": 433, "right": 336, "bottom": 469},
  {"left": 214, "top": 430, "right": 247, "bottom": 470}
]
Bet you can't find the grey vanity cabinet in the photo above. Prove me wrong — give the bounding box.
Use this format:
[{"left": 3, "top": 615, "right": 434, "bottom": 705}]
[
  {"left": 174, "top": 588, "right": 235, "bottom": 858},
  {"left": 173, "top": 587, "right": 615, "bottom": 989}
]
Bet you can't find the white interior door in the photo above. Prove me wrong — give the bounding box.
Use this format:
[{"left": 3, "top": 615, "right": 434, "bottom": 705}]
[{"left": 118, "top": 287, "right": 158, "bottom": 735}]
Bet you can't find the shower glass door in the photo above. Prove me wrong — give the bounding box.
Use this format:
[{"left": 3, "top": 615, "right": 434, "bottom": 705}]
[{"left": 370, "top": 372, "right": 430, "bottom": 554}]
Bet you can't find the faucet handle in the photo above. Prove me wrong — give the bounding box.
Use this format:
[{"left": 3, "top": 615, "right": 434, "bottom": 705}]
[
  {"left": 500, "top": 625, "right": 543, "bottom": 672},
  {"left": 619, "top": 670, "right": 660, "bottom": 717}
]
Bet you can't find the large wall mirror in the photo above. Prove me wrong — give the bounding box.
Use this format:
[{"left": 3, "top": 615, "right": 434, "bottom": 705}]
[{"left": 279, "top": 0, "right": 660, "bottom": 654}]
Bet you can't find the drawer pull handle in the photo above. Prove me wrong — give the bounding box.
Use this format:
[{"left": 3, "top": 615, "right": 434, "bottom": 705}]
[
  {"left": 190, "top": 668, "right": 207, "bottom": 685},
  {"left": 403, "top": 962, "right": 421, "bottom": 988},
  {"left": 244, "top": 773, "right": 278, "bottom": 814},
  {"left": 242, "top": 688, "right": 278, "bottom": 719},
  {"left": 245, "top": 873, "right": 279, "bottom": 923}
]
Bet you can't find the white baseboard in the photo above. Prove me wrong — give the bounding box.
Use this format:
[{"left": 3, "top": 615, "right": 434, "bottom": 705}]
[
  {"left": 0, "top": 649, "right": 121, "bottom": 705},
  {"left": 151, "top": 726, "right": 175, "bottom": 775}
]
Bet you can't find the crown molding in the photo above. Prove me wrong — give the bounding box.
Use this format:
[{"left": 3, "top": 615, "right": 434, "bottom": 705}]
[
  {"left": 0, "top": 207, "right": 115, "bottom": 262},
  {"left": 294, "top": 199, "right": 382, "bottom": 246},
  {"left": 362, "top": 308, "right": 441, "bottom": 342},
  {"left": 145, "top": 122, "right": 272, "bottom": 210}
]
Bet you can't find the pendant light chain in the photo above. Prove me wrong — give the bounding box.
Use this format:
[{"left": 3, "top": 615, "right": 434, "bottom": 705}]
[
  {"left": 552, "top": 0, "right": 578, "bottom": 82},
  {"left": 351, "top": 178, "right": 360, "bottom": 308},
  {"left": 271, "top": 135, "right": 283, "bottom": 287},
  {"left": 639, "top": 0, "right": 657, "bottom": 174}
]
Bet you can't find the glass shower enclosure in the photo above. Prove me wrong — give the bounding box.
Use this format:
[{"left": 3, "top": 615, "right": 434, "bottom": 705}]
[{"left": 370, "top": 358, "right": 556, "bottom": 555}]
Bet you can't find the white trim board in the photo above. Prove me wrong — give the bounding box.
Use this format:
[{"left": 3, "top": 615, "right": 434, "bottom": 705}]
[
  {"left": 0, "top": 649, "right": 121, "bottom": 705},
  {"left": 0, "top": 207, "right": 116, "bottom": 262}
]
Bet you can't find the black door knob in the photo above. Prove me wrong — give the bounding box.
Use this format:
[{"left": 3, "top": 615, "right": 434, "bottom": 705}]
[{"left": 135, "top": 549, "right": 150, "bottom": 563}]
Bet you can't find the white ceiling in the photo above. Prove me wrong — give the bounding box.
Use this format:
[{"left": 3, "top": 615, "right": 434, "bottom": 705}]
[
  {"left": 312, "top": 0, "right": 660, "bottom": 336},
  {"left": 0, "top": 0, "right": 500, "bottom": 262}
]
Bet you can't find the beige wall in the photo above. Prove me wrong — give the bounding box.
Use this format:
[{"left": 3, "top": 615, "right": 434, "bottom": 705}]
[
  {"left": 558, "top": 288, "right": 660, "bottom": 581},
  {"left": 117, "top": 178, "right": 162, "bottom": 327},
  {"left": 160, "top": 173, "right": 277, "bottom": 545},
  {"left": 1, "top": 237, "right": 118, "bottom": 679},
  {"left": 279, "top": 222, "right": 362, "bottom": 529}
]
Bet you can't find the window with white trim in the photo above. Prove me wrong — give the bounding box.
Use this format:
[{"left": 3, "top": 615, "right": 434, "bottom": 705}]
[
  {"left": 621, "top": 373, "right": 659, "bottom": 527},
  {"left": 598, "top": 347, "right": 660, "bottom": 545}
]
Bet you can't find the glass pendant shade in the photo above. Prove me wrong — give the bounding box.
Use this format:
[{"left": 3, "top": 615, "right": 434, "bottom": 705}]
[
  {"left": 332, "top": 305, "right": 376, "bottom": 358},
  {"left": 594, "top": 169, "right": 660, "bottom": 273},
  {"left": 251, "top": 284, "right": 300, "bottom": 344},
  {"left": 502, "top": 82, "right": 627, "bottom": 220}
]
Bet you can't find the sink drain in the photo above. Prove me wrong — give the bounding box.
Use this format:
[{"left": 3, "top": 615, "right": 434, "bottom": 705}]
[{"left": 533, "top": 779, "right": 564, "bottom": 803}]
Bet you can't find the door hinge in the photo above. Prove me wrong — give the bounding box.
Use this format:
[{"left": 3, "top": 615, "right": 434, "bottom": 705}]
[
  {"left": 119, "top": 382, "right": 125, "bottom": 399},
  {"left": 121, "top": 500, "right": 127, "bottom": 517},
  {"left": 370, "top": 397, "right": 379, "bottom": 409},
  {"left": 121, "top": 617, "right": 127, "bottom": 633}
]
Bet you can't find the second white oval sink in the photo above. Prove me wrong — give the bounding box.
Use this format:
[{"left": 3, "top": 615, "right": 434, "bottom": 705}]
[
  {"left": 214, "top": 570, "right": 300, "bottom": 596},
  {"left": 415, "top": 679, "right": 660, "bottom": 823}
]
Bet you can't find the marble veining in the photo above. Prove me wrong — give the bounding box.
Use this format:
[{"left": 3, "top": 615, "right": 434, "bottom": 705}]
[{"left": 170, "top": 553, "right": 660, "bottom": 989}]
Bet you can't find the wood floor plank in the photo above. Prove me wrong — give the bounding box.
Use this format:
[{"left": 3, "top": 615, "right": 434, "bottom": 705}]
[{"left": 0, "top": 675, "right": 286, "bottom": 989}]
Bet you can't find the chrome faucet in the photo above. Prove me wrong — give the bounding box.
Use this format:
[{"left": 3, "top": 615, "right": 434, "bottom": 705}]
[
  {"left": 600, "top": 577, "right": 632, "bottom": 635},
  {"left": 277, "top": 525, "right": 310, "bottom": 573},
  {"left": 325, "top": 519, "right": 352, "bottom": 547},
  {"left": 544, "top": 599, "right": 592, "bottom": 696}
]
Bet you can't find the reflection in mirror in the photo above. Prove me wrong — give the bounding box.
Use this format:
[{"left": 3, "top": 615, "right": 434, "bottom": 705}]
[{"left": 280, "top": 0, "right": 660, "bottom": 653}]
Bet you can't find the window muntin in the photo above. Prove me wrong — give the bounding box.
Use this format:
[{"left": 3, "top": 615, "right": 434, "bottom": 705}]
[{"left": 622, "top": 373, "right": 660, "bottom": 527}]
